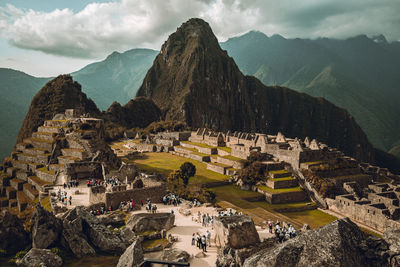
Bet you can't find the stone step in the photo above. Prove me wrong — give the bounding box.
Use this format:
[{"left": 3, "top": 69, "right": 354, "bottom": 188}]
[
  {"left": 6, "top": 167, "right": 16, "bottom": 178},
  {"left": 44, "top": 120, "right": 70, "bottom": 127},
  {"left": 23, "top": 183, "right": 39, "bottom": 201},
  {"left": 0, "top": 176, "right": 11, "bottom": 187},
  {"left": 49, "top": 164, "right": 65, "bottom": 173},
  {"left": 17, "top": 153, "right": 51, "bottom": 165},
  {"left": 28, "top": 176, "right": 52, "bottom": 192},
  {"left": 32, "top": 132, "right": 57, "bottom": 142},
  {"left": 8, "top": 199, "right": 17, "bottom": 208},
  {"left": 23, "top": 147, "right": 49, "bottom": 155},
  {"left": 15, "top": 142, "right": 30, "bottom": 151},
  {"left": 10, "top": 178, "right": 26, "bottom": 191},
  {"left": 0, "top": 197, "right": 9, "bottom": 208},
  {"left": 37, "top": 126, "right": 61, "bottom": 134},
  {"left": 57, "top": 156, "right": 80, "bottom": 165},
  {"left": 16, "top": 171, "right": 29, "bottom": 181},
  {"left": 6, "top": 186, "right": 17, "bottom": 199},
  {"left": 66, "top": 139, "right": 85, "bottom": 150},
  {"left": 36, "top": 167, "right": 57, "bottom": 183},
  {"left": 266, "top": 178, "right": 298, "bottom": 189},
  {"left": 61, "top": 148, "right": 86, "bottom": 160},
  {"left": 24, "top": 138, "right": 54, "bottom": 151},
  {"left": 269, "top": 170, "right": 292, "bottom": 179},
  {"left": 11, "top": 160, "right": 43, "bottom": 173}
]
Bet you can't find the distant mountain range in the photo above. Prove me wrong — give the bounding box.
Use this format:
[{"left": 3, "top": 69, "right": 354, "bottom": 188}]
[{"left": 0, "top": 30, "right": 399, "bottom": 162}]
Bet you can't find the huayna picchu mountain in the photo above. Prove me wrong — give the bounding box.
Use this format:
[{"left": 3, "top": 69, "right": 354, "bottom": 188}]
[
  {"left": 137, "top": 18, "right": 374, "bottom": 163},
  {"left": 16, "top": 75, "right": 100, "bottom": 144}
]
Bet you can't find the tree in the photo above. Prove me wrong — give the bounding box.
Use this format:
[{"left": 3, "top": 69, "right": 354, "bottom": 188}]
[{"left": 179, "top": 162, "right": 196, "bottom": 187}]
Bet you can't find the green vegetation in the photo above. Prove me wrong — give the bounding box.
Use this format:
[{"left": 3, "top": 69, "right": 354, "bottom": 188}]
[
  {"left": 269, "top": 176, "right": 296, "bottom": 181},
  {"left": 220, "top": 155, "right": 243, "bottom": 162},
  {"left": 132, "top": 152, "right": 228, "bottom": 185},
  {"left": 40, "top": 196, "right": 52, "bottom": 212},
  {"left": 142, "top": 238, "right": 169, "bottom": 249},
  {"left": 269, "top": 169, "right": 289, "bottom": 174},
  {"left": 179, "top": 162, "right": 196, "bottom": 187},
  {"left": 37, "top": 167, "right": 55, "bottom": 175},
  {"left": 258, "top": 185, "right": 303, "bottom": 194},
  {"left": 217, "top": 146, "right": 232, "bottom": 153},
  {"left": 281, "top": 209, "right": 337, "bottom": 229},
  {"left": 181, "top": 141, "right": 214, "bottom": 149}
]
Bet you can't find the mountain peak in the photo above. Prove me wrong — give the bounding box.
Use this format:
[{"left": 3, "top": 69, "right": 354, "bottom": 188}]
[{"left": 371, "top": 34, "right": 388, "bottom": 44}]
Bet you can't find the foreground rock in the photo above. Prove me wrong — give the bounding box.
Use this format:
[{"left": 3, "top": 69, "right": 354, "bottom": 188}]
[
  {"left": 61, "top": 208, "right": 96, "bottom": 258},
  {"left": 97, "top": 211, "right": 126, "bottom": 228},
  {"left": 382, "top": 228, "right": 400, "bottom": 266},
  {"left": 126, "top": 213, "right": 175, "bottom": 232},
  {"left": 31, "top": 205, "right": 62, "bottom": 249},
  {"left": 117, "top": 238, "right": 144, "bottom": 267},
  {"left": 243, "top": 218, "right": 386, "bottom": 267},
  {"left": 214, "top": 215, "right": 260, "bottom": 249},
  {"left": 17, "top": 248, "right": 62, "bottom": 267},
  {"left": 161, "top": 248, "right": 190, "bottom": 263},
  {"left": 0, "top": 210, "right": 29, "bottom": 254}
]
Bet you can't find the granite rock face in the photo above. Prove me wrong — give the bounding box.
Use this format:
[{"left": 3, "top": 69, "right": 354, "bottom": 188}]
[
  {"left": 214, "top": 215, "right": 260, "bottom": 249},
  {"left": 243, "top": 218, "right": 383, "bottom": 267},
  {"left": 0, "top": 210, "right": 29, "bottom": 254},
  {"left": 161, "top": 248, "right": 191, "bottom": 263},
  {"left": 31, "top": 205, "right": 62, "bottom": 249},
  {"left": 18, "top": 248, "right": 63, "bottom": 267},
  {"left": 126, "top": 212, "right": 175, "bottom": 232},
  {"left": 117, "top": 238, "right": 144, "bottom": 267}
]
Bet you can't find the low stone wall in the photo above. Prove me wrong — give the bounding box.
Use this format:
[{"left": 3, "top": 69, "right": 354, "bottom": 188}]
[
  {"left": 261, "top": 190, "right": 308, "bottom": 204},
  {"left": 197, "top": 146, "right": 217, "bottom": 155},
  {"left": 133, "top": 143, "right": 157, "bottom": 152},
  {"left": 36, "top": 170, "right": 56, "bottom": 183},
  {"left": 65, "top": 162, "right": 102, "bottom": 179},
  {"left": 155, "top": 139, "right": 179, "bottom": 146},
  {"left": 216, "top": 156, "right": 244, "bottom": 169},
  {"left": 206, "top": 163, "right": 227, "bottom": 175},
  {"left": 266, "top": 179, "right": 298, "bottom": 189},
  {"left": 217, "top": 149, "right": 230, "bottom": 157},
  {"left": 174, "top": 147, "right": 191, "bottom": 154},
  {"left": 105, "top": 185, "right": 166, "bottom": 210}
]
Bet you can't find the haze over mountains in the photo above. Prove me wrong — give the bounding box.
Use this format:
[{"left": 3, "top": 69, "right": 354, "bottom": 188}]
[{"left": 1, "top": 22, "right": 399, "bottom": 165}]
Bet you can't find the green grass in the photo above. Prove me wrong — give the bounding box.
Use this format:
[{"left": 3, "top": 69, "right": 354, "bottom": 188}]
[
  {"left": 132, "top": 152, "right": 228, "bottom": 185},
  {"left": 175, "top": 146, "right": 209, "bottom": 157},
  {"left": 217, "top": 146, "right": 232, "bottom": 153},
  {"left": 269, "top": 169, "right": 289, "bottom": 174},
  {"left": 40, "top": 196, "right": 52, "bottom": 212},
  {"left": 142, "top": 238, "right": 169, "bottom": 249},
  {"left": 258, "top": 185, "right": 303, "bottom": 194},
  {"left": 281, "top": 209, "right": 337, "bottom": 229},
  {"left": 37, "top": 167, "right": 55, "bottom": 175},
  {"left": 181, "top": 141, "right": 214, "bottom": 149},
  {"left": 253, "top": 201, "right": 315, "bottom": 211},
  {"left": 269, "top": 176, "right": 296, "bottom": 181},
  {"left": 220, "top": 155, "right": 243, "bottom": 162},
  {"left": 211, "top": 184, "right": 264, "bottom": 209}
]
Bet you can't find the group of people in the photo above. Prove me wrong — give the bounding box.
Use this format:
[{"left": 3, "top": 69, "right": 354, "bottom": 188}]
[
  {"left": 146, "top": 200, "right": 158, "bottom": 213},
  {"left": 196, "top": 212, "right": 214, "bottom": 227},
  {"left": 63, "top": 180, "right": 79, "bottom": 189},
  {"left": 267, "top": 220, "right": 297, "bottom": 243},
  {"left": 105, "top": 176, "right": 121, "bottom": 187},
  {"left": 162, "top": 193, "right": 181, "bottom": 206},
  {"left": 86, "top": 179, "right": 104, "bottom": 187},
  {"left": 191, "top": 230, "right": 211, "bottom": 252},
  {"left": 217, "top": 209, "right": 242, "bottom": 217},
  {"left": 118, "top": 199, "right": 136, "bottom": 211},
  {"left": 57, "top": 189, "right": 72, "bottom": 205},
  {"left": 90, "top": 206, "right": 111, "bottom": 216}
]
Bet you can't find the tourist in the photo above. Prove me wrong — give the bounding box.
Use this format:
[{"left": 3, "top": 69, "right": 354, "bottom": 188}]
[
  {"left": 63, "top": 183, "right": 66, "bottom": 189},
  {"left": 206, "top": 230, "right": 211, "bottom": 246},
  {"left": 201, "top": 235, "right": 207, "bottom": 252},
  {"left": 196, "top": 233, "right": 201, "bottom": 248},
  {"left": 192, "top": 233, "right": 196, "bottom": 246},
  {"left": 268, "top": 220, "right": 273, "bottom": 233},
  {"left": 69, "top": 196, "right": 72, "bottom": 205}
]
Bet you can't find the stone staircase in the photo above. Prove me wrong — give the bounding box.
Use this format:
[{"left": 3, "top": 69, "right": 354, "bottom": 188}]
[{"left": 0, "top": 119, "right": 81, "bottom": 212}]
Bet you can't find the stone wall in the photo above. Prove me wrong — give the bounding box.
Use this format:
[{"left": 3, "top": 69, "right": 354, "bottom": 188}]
[
  {"left": 155, "top": 139, "right": 179, "bottom": 146},
  {"left": 196, "top": 147, "right": 217, "bottom": 155},
  {"left": 65, "top": 162, "right": 102, "bottom": 180},
  {"left": 217, "top": 149, "right": 230, "bottom": 157},
  {"left": 105, "top": 185, "right": 166, "bottom": 210},
  {"left": 216, "top": 157, "right": 244, "bottom": 169},
  {"left": 261, "top": 190, "right": 308, "bottom": 204},
  {"left": 156, "top": 132, "right": 191, "bottom": 141},
  {"left": 266, "top": 179, "right": 298, "bottom": 189},
  {"left": 89, "top": 186, "right": 106, "bottom": 204},
  {"left": 206, "top": 163, "right": 227, "bottom": 175}
]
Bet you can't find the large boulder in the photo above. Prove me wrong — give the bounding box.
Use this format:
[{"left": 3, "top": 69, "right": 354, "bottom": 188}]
[
  {"left": 61, "top": 208, "right": 96, "bottom": 258},
  {"left": 31, "top": 204, "right": 62, "bottom": 249},
  {"left": 214, "top": 215, "right": 260, "bottom": 249},
  {"left": 17, "top": 248, "right": 63, "bottom": 267},
  {"left": 0, "top": 210, "right": 29, "bottom": 254},
  {"left": 75, "top": 206, "right": 128, "bottom": 254},
  {"left": 117, "top": 238, "right": 144, "bottom": 267},
  {"left": 161, "top": 248, "right": 190, "bottom": 263},
  {"left": 382, "top": 228, "right": 400, "bottom": 266},
  {"left": 126, "top": 213, "right": 175, "bottom": 232},
  {"left": 243, "top": 218, "right": 384, "bottom": 267},
  {"left": 97, "top": 211, "right": 126, "bottom": 228}
]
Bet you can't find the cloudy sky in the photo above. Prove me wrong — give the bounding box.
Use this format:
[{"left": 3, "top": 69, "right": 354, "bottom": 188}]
[{"left": 0, "top": 0, "right": 399, "bottom": 77}]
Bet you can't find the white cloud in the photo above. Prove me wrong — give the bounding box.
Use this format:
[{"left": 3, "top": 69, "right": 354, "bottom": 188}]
[{"left": 0, "top": 0, "right": 399, "bottom": 59}]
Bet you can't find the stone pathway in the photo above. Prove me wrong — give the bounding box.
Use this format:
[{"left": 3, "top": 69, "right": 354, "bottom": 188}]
[{"left": 133, "top": 204, "right": 274, "bottom": 267}]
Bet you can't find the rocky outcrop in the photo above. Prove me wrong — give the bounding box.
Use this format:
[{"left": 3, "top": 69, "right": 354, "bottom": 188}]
[
  {"left": 97, "top": 211, "right": 126, "bottom": 228},
  {"left": 161, "top": 248, "right": 190, "bottom": 263},
  {"left": 214, "top": 215, "right": 260, "bottom": 249},
  {"left": 17, "top": 248, "right": 63, "bottom": 267},
  {"left": 31, "top": 205, "right": 62, "bottom": 249},
  {"left": 243, "top": 218, "right": 386, "bottom": 267},
  {"left": 61, "top": 208, "right": 96, "bottom": 258},
  {"left": 126, "top": 213, "right": 175, "bottom": 232},
  {"left": 0, "top": 210, "right": 29, "bottom": 254},
  {"left": 137, "top": 18, "right": 374, "bottom": 162},
  {"left": 117, "top": 238, "right": 144, "bottom": 267},
  {"left": 382, "top": 228, "right": 400, "bottom": 266}
]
